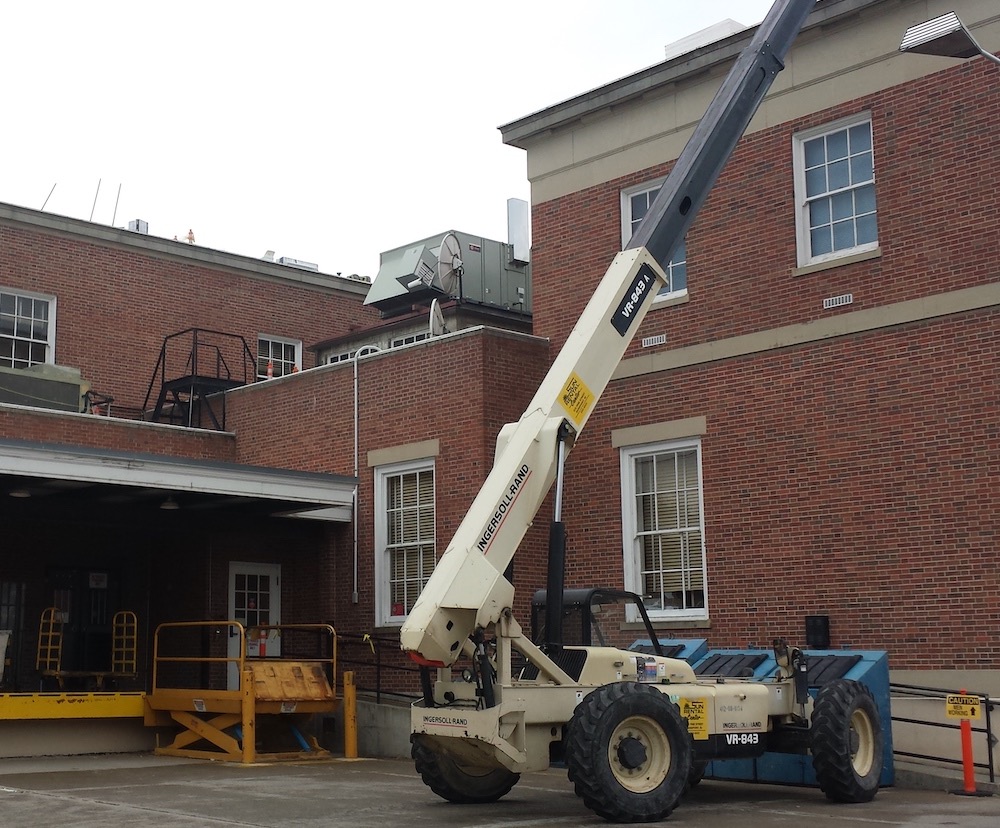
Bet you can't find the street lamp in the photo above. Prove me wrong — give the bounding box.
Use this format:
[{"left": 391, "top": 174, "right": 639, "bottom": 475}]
[{"left": 899, "top": 11, "right": 1000, "bottom": 67}]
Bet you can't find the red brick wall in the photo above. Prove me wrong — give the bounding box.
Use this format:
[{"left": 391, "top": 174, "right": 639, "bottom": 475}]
[
  {"left": 532, "top": 59, "right": 1000, "bottom": 356},
  {"left": 0, "top": 406, "right": 236, "bottom": 461},
  {"left": 224, "top": 328, "right": 551, "bottom": 635},
  {"left": 528, "top": 62, "right": 1000, "bottom": 669},
  {"left": 0, "top": 220, "right": 379, "bottom": 414}
]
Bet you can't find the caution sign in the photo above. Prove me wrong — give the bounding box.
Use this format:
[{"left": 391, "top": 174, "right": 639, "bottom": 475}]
[
  {"left": 559, "top": 371, "right": 595, "bottom": 427},
  {"left": 678, "top": 697, "right": 709, "bottom": 740},
  {"left": 945, "top": 694, "right": 981, "bottom": 720}
]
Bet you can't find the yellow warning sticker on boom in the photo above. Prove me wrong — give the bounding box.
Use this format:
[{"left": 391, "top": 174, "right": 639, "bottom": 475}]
[{"left": 559, "top": 372, "right": 595, "bottom": 426}]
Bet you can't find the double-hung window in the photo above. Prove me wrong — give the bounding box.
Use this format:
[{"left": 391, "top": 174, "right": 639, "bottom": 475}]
[
  {"left": 257, "top": 335, "right": 301, "bottom": 379},
  {"left": 621, "top": 182, "right": 687, "bottom": 298},
  {"left": 793, "top": 114, "right": 878, "bottom": 266},
  {"left": 621, "top": 439, "right": 707, "bottom": 621},
  {"left": 374, "top": 459, "right": 436, "bottom": 626},
  {"left": 0, "top": 288, "right": 55, "bottom": 369}
]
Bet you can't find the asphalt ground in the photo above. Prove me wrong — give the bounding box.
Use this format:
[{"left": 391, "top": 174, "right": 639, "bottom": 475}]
[{"left": 0, "top": 754, "right": 998, "bottom": 828}]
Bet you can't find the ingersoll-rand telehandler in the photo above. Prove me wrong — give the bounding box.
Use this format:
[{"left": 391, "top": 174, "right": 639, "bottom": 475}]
[{"left": 400, "top": 0, "right": 884, "bottom": 821}]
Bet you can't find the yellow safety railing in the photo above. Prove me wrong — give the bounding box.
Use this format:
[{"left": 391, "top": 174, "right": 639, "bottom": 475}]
[{"left": 147, "top": 620, "right": 339, "bottom": 763}]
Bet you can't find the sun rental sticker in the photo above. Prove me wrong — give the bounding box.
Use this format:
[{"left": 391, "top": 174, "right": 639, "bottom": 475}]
[{"left": 560, "top": 371, "right": 595, "bottom": 426}]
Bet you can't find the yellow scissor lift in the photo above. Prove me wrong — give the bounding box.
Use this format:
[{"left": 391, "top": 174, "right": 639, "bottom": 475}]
[{"left": 145, "top": 621, "right": 339, "bottom": 763}]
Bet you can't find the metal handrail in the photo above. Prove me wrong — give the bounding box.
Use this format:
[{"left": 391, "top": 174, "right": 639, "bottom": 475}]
[
  {"left": 141, "top": 328, "right": 258, "bottom": 417},
  {"left": 891, "top": 682, "right": 997, "bottom": 782},
  {"left": 151, "top": 620, "right": 338, "bottom": 694},
  {"left": 151, "top": 620, "right": 246, "bottom": 692},
  {"left": 337, "top": 631, "right": 422, "bottom": 704}
]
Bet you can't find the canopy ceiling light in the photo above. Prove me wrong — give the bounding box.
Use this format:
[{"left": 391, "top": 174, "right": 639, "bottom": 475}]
[
  {"left": 8, "top": 489, "right": 31, "bottom": 498},
  {"left": 899, "top": 12, "right": 1000, "bottom": 67},
  {"left": 160, "top": 496, "right": 180, "bottom": 511}
]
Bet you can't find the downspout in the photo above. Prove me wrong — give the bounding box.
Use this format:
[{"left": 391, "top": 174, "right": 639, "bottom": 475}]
[{"left": 352, "top": 345, "right": 382, "bottom": 603}]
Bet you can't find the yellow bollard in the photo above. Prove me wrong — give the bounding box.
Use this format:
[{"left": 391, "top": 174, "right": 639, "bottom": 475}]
[{"left": 344, "top": 670, "right": 358, "bottom": 759}]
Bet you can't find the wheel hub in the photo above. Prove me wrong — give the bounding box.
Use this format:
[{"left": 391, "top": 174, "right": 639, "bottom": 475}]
[{"left": 616, "top": 735, "right": 648, "bottom": 770}]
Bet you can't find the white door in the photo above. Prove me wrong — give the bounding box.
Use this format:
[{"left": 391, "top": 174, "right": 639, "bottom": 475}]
[{"left": 227, "top": 562, "right": 281, "bottom": 689}]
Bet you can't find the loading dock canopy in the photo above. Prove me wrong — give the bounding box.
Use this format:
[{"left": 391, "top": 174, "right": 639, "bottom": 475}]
[{"left": 0, "top": 438, "right": 356, "bottom": 522}]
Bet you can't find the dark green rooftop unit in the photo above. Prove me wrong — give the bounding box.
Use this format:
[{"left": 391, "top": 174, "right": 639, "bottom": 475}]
[{"left": 364, "top": 229, "right": 530, "bottom": 319}]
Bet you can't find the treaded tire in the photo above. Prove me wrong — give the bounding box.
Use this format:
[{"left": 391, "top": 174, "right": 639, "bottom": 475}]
[
  {"left": 686, "top": 760, "right": 708, "bottom": 791},
  {"left": 411, "top": 734, "right": 519, "bottom": 804},
  {"left": 810, "top": 679, "right": 883, "bottom": 803},
  {"left": 565, "top": 682, "right": 691, "bottom": 823}
]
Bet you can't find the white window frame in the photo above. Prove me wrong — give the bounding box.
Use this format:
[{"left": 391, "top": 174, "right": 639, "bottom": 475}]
[
  {"left": 793, "top": 112, "right": 878, "bottom": 267},
  {"left": 621, "top": 180, "right": 687, "bottom": 304},
  {"left": 620, "top": 438, "right": 708, "bottom": 622},
  {"left": 0, "top": 287, "right": 56, "bottom": 368},
  {"left": 374, "top": 457, "right": 436, "bottom": 627},
  {"left": 257, "top": 334, "right": 302, "bottom": 379}
]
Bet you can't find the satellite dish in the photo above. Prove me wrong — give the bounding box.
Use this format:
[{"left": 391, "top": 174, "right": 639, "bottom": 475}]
[
  {"left": 429, "top": 297, "right": 448, "bottom": 337},
  {"left": 436, "top": 232, "right": 464, "bottom": 297}
]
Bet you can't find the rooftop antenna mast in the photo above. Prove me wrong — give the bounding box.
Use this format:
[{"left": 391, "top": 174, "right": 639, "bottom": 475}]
[
  {"left": 41, "top": 183, "right": 56, "bottom": 212},
  {"left": 89, "top": 179, "right": 101, "bottom": 222}
]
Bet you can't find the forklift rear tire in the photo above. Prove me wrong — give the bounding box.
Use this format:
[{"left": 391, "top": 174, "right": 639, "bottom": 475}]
[
  {"left": 411, "top": 734, "right": 520, "bottom": 804},
  {"left": 565, "top": 682, "right": 691, "bottom": 823},
  {"left": 810, "top": 679, "right": 882, "bottom": 802}
]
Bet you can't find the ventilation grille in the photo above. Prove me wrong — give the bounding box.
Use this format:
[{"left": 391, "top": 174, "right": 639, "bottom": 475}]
[
  {"left": 823, "top": 293, "right": 854, "bottom": 309},
  {"left": 641, "top": 334, "right": 667, "bottom": 348}
]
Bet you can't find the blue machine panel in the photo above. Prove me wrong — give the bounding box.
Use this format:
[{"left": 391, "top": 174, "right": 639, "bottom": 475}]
[
  {"left": 694, "top": 648, "right": 894, "bottom": 788},
  {"left": 629, "top": 638, "right": 709, "bottom": 663}
]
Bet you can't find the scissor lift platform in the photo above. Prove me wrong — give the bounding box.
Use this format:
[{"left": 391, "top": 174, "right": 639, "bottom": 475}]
[{"left": 145, "top": 621, "right": 339, "bottom": 763}]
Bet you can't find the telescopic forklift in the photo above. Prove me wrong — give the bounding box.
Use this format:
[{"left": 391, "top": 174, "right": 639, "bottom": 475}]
[{"left": 400, "top": 0, "right": 884, "bottom": 821}]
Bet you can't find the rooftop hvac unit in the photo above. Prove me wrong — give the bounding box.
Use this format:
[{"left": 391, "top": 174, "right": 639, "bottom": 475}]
[
  {"left": 364, "top": 230, "right": 530, "bottom": 318},
  {"left": 128, "top": 219, "right": 149, "bottom": 234},
  {"left": 277, "top": 256, "right": 320, "bottom": 272}
]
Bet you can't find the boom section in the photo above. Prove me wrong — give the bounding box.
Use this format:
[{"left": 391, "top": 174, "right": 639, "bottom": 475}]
[
  {"left": 628, "top": 0, "right": 815, "bottom": 270},
  {"left": 400, "top": 249, "right": 667, "bottom": 666}
]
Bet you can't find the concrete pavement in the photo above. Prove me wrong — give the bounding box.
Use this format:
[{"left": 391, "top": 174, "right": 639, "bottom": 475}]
[{"left": 0, "top": 753, "right": 998, "bottom": 827}]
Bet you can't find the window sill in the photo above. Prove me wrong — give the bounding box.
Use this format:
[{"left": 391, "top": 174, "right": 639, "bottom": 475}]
[
  {"left": 650, "top": 290, "right": 690, "bottom": 310},
  {"left": 793, "top": 246, "right": 881, "bottom": 277},
  {"left": 623, "top": 618, "right": 711, "bottom": 631}
]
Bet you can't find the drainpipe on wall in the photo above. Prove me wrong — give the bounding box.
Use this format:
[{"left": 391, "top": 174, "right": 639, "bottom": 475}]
[{"left": 352, "top": 345, "right": 382, "bottom": 603}]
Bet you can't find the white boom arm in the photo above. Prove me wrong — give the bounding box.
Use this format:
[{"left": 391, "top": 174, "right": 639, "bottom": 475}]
[
  {"left": 401, "top": 0, "right": 816, "bottom": 668},
  {"left": 400, "top": 249, "right": 667, "bottom": 665}
]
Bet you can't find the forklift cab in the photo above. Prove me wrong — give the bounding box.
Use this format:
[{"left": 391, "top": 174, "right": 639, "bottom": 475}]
[{"left": 529, "top": 588, "right": 666, "bottom": 656}]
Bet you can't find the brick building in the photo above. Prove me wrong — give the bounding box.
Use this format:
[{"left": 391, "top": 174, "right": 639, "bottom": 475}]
[
  {"left": 2, "top": 0, "right": 998, "bottom": 757},
  {"left": 0, "top": 203, "right": 545, "bottom": 755},
  {"left": 500, "top": 0, "right": 1000, "bottom": 689}
]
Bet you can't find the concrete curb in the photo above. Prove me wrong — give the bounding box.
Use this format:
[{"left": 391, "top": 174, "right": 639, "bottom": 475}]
[{"left": 894, "top": 760, "right": 999, "bottom": 796}]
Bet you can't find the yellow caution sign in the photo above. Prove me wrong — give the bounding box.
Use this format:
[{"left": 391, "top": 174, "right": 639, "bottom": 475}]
[
  {"left": 678, "top": 697, "right": 709, "bottom": 740},
  {"left": 945, "top": 694, "right": 981, "bottom": 720},
  {"left": 559, "top": 371, "right": 595, "bottom": 427}
]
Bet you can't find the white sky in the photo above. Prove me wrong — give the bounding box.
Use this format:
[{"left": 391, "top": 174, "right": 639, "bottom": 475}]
[{"left": 2, "top": 1, "right": 775, "bottom": 279}]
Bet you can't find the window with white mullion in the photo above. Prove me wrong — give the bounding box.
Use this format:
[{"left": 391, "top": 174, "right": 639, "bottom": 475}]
[
  {"left": 257, "top": 334, "right": 301, "bottom": 379},
  {"left": 0, "top": 288, "right": 55, "bottom": 369},
  {"left": 375, "top": 460, "right": 436, "bottom": 625},
  {"left": 621, "top": 182, "right": 687, "bottom": 297},
  {"left": 795, "top": 114, "right": 878, "bottom": 265},
  {"left": 623, "top": 440, "right": 707, "bottom": 620}
]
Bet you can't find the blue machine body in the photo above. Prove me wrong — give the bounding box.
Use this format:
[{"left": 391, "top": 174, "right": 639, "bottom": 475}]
[{"left": 629, "top": 640, "right": 894, "bottom": 787}]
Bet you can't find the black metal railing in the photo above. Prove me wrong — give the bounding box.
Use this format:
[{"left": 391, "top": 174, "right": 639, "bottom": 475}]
[
  {"left": 337, "top": 631, "right": 422, "bottom": 705},
  {"left": 141, "top": 328, "right": 257, "bottom": 428},
  {"left": 891, "top": 682, "right": 997, "bottom": 782}
]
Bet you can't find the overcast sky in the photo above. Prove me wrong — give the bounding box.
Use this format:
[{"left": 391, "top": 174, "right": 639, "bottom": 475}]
[{"left": 2, "top": 1, "right": 776, "bottom": 279}]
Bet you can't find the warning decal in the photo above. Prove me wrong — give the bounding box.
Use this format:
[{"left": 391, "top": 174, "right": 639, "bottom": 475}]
[
  {"left": 559, "top": 371, "right": 595, "bottom": 426},
  {"left": 945, "top": 694, "right": 981, "bottom": 720},
  {"left": 678, "top": 697, "right": 709, "bottom": 740}
]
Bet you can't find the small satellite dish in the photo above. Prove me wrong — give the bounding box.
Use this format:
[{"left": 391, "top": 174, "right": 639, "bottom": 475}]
[
  {"left": 429, "top": 297, "right": 448, "bottom": 337},
  {"left": 436, "top": 232, "right": 464, "bottom": 297}
]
